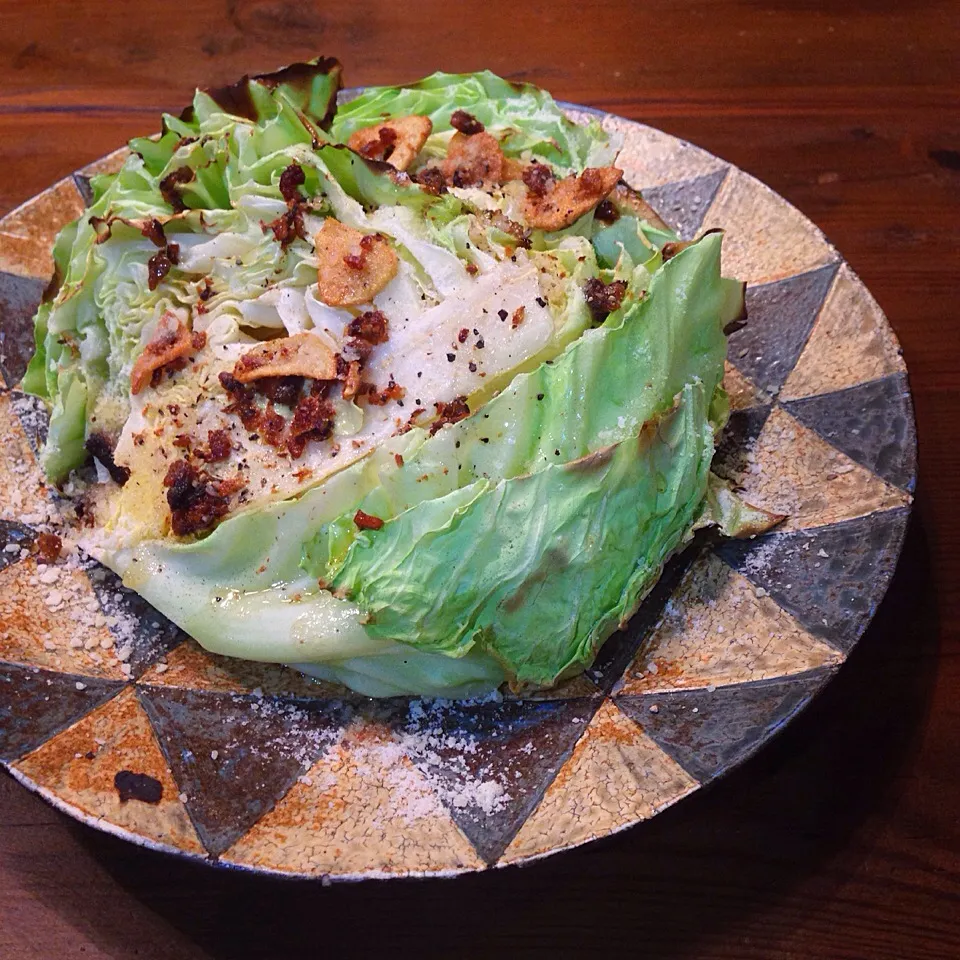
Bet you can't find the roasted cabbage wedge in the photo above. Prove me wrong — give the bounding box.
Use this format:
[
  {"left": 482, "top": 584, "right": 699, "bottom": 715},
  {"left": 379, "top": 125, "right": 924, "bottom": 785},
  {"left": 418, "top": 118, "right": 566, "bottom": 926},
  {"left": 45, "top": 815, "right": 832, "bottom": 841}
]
[{"left": 26, "top": 58, "right": 779, "bottom": 697}]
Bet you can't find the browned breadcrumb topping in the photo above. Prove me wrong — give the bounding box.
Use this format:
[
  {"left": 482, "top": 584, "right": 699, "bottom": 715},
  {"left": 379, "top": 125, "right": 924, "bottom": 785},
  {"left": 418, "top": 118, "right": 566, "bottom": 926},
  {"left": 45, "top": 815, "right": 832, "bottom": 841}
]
[
  {"left": 522, "top": 162, "right": 555, "bottom": 197},
  {"left": 198, "top": 428, "right": 232, "bottom": 463},
  {"left": 412, "top": 166, "right": 447, "bottom": 195},
  {"left": 583, "top": 278, "right": 628, "bottom": 322},
  {"left": 449, "top": 110, "right": 485, "bottom": 135},
  {"left": 289, "top": 394, "right": 335, "bottom": 439},
  {"left": 287, "top": 395, "right": 336, "bottom": 458},
  {"left": 261, "top": 163, "right": 311, "bottom": 248},
  {"left": 361, "top": 377, "right": 405, "bottom": 406},
  {"left": 219, "top": 371, "right": 335, "bottom": 460},
  {"left": 35, "top": 532, "right": 62, "bottom": 563},
  {"left": 430, "top": 396, "right": 470, "bottom": 435},
  {"left": 163, "top": 459, "right": 241, "bottom": 537},
  {"left": 347, "top": 310, "right": 389, "bottom": 346},
  {"left": 265, "top": 205, "right": 307, "bottom": 248},
  {"left": 253, "top": 375, "right": 304, "bottom": 405},
  {"left": 353, "top": 509, "right": 384, "bottom": 531}
]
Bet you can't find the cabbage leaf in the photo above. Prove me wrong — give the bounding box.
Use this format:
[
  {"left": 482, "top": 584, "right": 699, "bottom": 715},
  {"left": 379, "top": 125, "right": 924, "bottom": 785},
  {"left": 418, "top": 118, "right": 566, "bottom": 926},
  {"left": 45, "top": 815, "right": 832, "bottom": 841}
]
[{"left": 332, "top": 380, "right": 713, "bottom": 688}]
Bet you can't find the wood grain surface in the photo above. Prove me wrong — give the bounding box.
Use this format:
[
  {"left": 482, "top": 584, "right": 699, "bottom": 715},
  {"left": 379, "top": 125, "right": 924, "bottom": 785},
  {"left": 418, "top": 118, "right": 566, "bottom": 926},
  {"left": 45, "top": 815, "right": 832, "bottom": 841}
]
[{"left": 1, "top": 1, "right": 958, "bottom": 957}]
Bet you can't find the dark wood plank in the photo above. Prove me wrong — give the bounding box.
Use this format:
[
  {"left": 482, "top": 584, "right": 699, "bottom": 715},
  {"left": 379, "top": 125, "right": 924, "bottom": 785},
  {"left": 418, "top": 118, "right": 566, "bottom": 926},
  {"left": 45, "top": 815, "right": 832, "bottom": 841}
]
[{"left": 1, "top": 1, "right": 958, "bottom": 957}]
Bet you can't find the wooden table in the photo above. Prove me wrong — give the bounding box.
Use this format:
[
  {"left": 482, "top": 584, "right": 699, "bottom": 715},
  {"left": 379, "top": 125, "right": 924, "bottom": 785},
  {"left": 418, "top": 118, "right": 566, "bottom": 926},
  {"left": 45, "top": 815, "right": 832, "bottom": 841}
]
[{"left": 1, "top": 2, "right": 957, "bottom": 957}]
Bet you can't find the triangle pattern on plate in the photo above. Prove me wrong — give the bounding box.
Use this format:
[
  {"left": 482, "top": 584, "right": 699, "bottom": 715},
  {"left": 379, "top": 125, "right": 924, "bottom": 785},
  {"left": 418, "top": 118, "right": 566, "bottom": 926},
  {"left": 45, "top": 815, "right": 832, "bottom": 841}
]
[
  {"left": 782, "top": 374, "right": 916, "bottom": 492},
  {"left": 0, "top": 112, "right": 919, "bottom": 880},
  {"left": 500, "top": 699, "right": 698, "bottom": 865},
  {"left": 0, "top": 270, "right": 45, "bottom": 387},
  {"left": 727, "top": 262, "right": 839, "bottom": 397},
  {"left": 0, "top": 557, "right": 127, "bottom": 680},
  {"left": 384, "top": 696, "right": 599, "bottom": 864},
  {"left": 14, "top": 686, "right": 204, "bottom": 854},
  {"left": 84, "top": 561, "right": 184, "bottom": 680},
  {"left": 137, "top": 686, "right": 356, "bottom": 857},
  {"left": 702, "top": 168, "right": 838, "bottom": 284},
  {"left": 137, "top": 636, "right": 347, "bottom": 699},
  {"left": 223, "top": 721, "right": 483, "bottom": 877},
  {"left": 641, "top": 168, "right": 729, "bottom": 240},
  {"left": 0, "top": 661, "right": 122, "bottom": 762},
  {"left": 0, "top": 390, "right": 53, "bottom": 523},
  {"left": 715, "top": 507, "right": 911, "bottom": 654},
  {"left": 616, "top": 551, "right": 843, "bottom": 697},
  {"left": 731, "top": 405, "right": 910, "bottom": 532},
  {"left": 616, "top": 669, "right": 834, "bottom": 783},
  {"left": 0, "top": 176, "right": 84, "bottom": 280},
  {"left": 602, "top": 117, "right": 726, "bottom": 190},
  {"left": 780, "top": 262, "right": 907, "bottom": 401}
]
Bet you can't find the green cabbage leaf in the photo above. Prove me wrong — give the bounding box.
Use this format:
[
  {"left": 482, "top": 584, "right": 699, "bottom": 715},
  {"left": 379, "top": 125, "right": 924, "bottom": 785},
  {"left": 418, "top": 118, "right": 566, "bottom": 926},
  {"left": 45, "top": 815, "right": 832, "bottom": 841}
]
[{"left": 332, "top": 380, "right": 712, "bottom": 688}]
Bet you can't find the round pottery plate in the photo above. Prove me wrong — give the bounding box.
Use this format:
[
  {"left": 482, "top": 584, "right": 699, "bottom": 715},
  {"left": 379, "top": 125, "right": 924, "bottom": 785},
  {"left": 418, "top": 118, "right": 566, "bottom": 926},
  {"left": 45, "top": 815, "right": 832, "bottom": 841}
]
[{"left": 0, "top": 95, "right": 916, "bottom": 880}]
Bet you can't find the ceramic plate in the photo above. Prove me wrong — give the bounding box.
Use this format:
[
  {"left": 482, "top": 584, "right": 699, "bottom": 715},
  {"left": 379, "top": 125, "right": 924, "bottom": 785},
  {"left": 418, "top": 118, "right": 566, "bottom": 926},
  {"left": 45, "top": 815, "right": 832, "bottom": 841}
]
[{"left": 0, "top": 96, "right": 916, "bottom": 880}]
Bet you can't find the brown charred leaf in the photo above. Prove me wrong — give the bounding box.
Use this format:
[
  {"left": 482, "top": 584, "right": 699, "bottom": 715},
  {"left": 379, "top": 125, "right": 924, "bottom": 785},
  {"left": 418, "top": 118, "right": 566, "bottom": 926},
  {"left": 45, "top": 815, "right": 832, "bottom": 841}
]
[
  {"left": 158, "top": 167, "right": 195, "bottom": 212},
  {"left": 141, "top": 218, "right": 167, "bottom": 247},
  {"left": 188, "top": 57, "right": 343, "bottom": 129}
]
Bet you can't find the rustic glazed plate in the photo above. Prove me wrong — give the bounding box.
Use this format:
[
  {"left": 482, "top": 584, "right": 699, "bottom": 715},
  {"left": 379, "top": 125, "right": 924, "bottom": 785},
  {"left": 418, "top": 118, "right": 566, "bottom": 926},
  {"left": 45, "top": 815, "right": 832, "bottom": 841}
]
[{"left": 0, "top": 97, "right": 916, "bottom": 880}]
